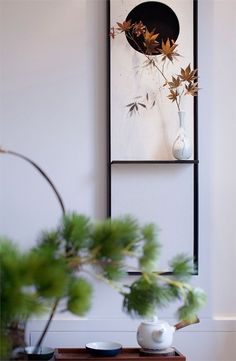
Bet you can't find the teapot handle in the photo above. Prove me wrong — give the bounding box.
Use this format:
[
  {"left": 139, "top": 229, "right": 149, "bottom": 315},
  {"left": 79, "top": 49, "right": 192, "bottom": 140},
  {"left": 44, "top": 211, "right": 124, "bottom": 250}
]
[{"left": 174, "top": 317, "right": 200, "bottom": 330}]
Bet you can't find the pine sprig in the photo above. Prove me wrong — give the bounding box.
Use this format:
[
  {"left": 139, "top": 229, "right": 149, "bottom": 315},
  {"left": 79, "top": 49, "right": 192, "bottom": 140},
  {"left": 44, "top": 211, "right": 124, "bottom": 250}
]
[
  {"left": 61, "top": 212, "right": 91, "bottom": 254},
  {"left": 27, "top": 246, "right": 69, "bottom": 299},
  {"left": 89, "top": 216, "right": 140, "bottom": 261},
  {"left": 122, "top": 274, "right": 174, "bottom": 317},
  {"left": 67, "top": 277, "right": 93, "bottom": 316},
  {"left": 139, "top": 224, "right": 161, "bottom": 271},
  {"left": 87, "top": 216, "right": 141, "bottom": 280},
  {"left": 169, "top": 254, "right": 193, "bottom": 281},
  {"left": 177, "top": 288, "right": 207, "bottom": 322},
  {"left": 37, "top": 230, "right": 61, "bottom": 252},
  {"left": 0, "top": 240, "right": 46, "bottom": 327}
]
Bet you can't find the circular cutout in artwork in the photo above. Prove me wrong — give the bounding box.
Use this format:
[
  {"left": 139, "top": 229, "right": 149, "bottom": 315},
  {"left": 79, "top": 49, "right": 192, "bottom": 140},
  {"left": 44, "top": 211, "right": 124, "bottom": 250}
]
[{"left": 125, "top": 1, "right": 179, "bottom": 55}]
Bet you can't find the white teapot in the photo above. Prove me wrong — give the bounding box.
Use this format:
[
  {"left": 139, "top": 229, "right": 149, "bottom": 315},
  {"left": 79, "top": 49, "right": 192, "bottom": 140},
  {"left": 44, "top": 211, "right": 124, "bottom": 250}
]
[{"left": 137, "top": 316, "right": 199, "bottom": 351}]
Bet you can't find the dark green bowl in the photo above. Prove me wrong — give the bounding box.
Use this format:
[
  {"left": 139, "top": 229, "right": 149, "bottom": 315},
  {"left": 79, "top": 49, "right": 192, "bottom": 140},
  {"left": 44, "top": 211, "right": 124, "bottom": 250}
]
[{"left": 25, "top": 346, "right": 54, "bottom": 360}]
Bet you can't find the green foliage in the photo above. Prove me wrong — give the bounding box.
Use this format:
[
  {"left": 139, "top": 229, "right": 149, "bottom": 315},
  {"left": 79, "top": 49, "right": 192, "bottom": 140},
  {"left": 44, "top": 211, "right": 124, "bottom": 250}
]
[
  {"left": 0, "top": 240, "right": 44, "bottom": 328},
  {"left": 0, "top": 150, "right": 206, "bottom": 360},
  {"left": 177, "top": 288, "right": 207, "bottom": 322},
  {"left": 0, "top": 213, "right": 206, "bottom": 359},
  {"left": 67, "top": 277, "right": 93, "bottom": 315},
  {"left": 0, "top": 239, "right": 46, "bottom": 358},
  {"left": 139, "top": 224, "right": 161, "bottom": 271},
  {"left": 123, "top": 274, "right": 175, "bottom": 317},
  {"left": 27, "top": 245, "right": 69, "bottom": 298},
  {"left": 37, "top": 230, "right": 61, "bottom": 252},
  {"left": 0, "top": 331, "right": 10, "bottom": 360},
  {"left": 61, "top": 213, "right": 91, "bottom": 254},
  {"left": 90, "top": 216, "right": 139, "bottom": 257},
  {"left": 169, "top": 254, "right": 193, "bottom": 281},
  {"left": 88, "top": 216, "right": 140, "bottom": 280}
]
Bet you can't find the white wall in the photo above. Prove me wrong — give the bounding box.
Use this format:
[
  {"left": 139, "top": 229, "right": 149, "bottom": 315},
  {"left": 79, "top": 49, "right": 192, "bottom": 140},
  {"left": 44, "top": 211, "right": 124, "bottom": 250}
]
[
  {"left": 0, "top": 1, "right": 236, "bottom": 361},
  {"left": 0, "top": 0, "right": 107, "bottom": 248}
]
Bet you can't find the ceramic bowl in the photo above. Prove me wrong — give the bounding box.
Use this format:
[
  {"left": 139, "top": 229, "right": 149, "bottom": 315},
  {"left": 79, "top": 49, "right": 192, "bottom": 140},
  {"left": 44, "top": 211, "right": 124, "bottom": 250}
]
[
  {"left": 25, "top": 346, "right": 54, "bottom": 360},
  {"left": 85, "top": 341, "right": 122, "bottom": 356}
]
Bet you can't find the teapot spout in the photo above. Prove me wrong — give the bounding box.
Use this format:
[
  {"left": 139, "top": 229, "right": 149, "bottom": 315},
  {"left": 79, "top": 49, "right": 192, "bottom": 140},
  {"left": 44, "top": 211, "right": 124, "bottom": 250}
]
[{"left": 152, "top": 328, "right": 165, "bottom": 342}]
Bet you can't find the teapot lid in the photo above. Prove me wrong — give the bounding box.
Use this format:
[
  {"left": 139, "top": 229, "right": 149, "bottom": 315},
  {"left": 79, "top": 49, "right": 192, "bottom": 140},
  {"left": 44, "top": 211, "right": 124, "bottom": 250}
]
[{"left": 141, "top": 316, "right": 162, "bottom": 325}]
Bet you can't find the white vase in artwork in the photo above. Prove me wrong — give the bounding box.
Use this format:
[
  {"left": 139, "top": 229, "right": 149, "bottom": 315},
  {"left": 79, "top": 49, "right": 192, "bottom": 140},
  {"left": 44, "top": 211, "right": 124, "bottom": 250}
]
[{"left": 172, "top": 111, "right": 192, "bottom": 160}]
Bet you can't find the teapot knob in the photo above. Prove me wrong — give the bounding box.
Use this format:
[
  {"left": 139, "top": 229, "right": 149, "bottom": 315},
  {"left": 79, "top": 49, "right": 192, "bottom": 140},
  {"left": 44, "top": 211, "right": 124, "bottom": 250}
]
[{"left": 152, "top": 328, "right": 165, "bottom": 342}]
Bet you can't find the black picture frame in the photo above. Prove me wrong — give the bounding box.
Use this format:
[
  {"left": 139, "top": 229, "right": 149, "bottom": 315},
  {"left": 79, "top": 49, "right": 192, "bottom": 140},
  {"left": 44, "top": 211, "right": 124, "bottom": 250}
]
[{"left": 107, "top": 0, "right": 199, "bottom": 275}]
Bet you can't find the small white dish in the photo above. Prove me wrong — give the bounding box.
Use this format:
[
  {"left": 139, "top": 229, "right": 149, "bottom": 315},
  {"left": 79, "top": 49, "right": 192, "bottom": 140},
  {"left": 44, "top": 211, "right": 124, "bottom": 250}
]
[{"left": 85, "top": 341, "right": 122, "bottom": 356}]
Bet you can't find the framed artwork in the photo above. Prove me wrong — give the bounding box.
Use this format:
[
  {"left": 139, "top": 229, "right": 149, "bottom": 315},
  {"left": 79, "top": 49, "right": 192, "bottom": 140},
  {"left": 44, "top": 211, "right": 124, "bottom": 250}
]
[
  {"left": 109, "top": 0, "right": 198, "bottom": 161},
  {"left": 108, "top": 0, "right": 198, "bottom": 273}
]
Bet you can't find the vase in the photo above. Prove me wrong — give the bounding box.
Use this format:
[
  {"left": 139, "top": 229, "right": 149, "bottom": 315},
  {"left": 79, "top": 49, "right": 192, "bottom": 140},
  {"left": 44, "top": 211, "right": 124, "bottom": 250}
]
[{"left": 172, "top": 111, "right": 192, "bottom": 160}]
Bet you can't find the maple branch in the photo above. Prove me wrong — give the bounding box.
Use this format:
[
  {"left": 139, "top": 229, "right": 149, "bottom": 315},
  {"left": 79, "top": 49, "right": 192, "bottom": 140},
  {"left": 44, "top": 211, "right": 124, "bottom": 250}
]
[{"left": 125, "top": 31, "right": 167, "bottom": 82}]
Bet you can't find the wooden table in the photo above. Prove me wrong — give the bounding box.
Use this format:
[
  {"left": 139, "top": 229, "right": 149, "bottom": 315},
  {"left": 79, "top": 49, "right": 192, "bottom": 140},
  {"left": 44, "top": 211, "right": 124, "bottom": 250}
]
[{"left": 55, "top": 348, "right": 186, "bottom": 361}]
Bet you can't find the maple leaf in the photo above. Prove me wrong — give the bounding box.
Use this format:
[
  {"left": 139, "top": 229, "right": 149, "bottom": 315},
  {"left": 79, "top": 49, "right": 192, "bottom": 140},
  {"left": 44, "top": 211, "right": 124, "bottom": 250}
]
[
  {"left": 168, "top": 76, "right": 182, "bottom": 89},
  {"left": 159, "top": 38, "right": 179, "bottom": 62},
  {"left": 133, "top": 21, "right": 146, "bottom": 37},
  {"left": 167, "top": 89, "right": 179, "bottom": 102},
  {"left": 143, "top": 29, "right": 159, "bottom": 55},
  {"left": 180, "top": 64, "right": 198, "bottom": 83},
  {"left": 185, "top": 82, "right": 199, "bottom": 96},
  {"left": 116, "top": 20, "right": 133, "bottom": 33}
]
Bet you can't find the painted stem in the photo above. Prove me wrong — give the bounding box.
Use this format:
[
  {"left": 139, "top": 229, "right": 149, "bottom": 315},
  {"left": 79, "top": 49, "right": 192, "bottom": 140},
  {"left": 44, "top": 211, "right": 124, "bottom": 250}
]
[{"left": 125, "top": 32, "right": 167, "bottom": 81}]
